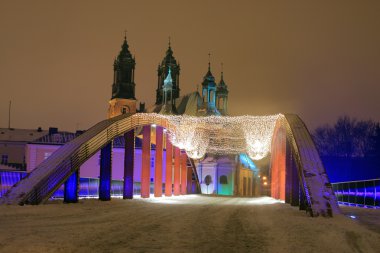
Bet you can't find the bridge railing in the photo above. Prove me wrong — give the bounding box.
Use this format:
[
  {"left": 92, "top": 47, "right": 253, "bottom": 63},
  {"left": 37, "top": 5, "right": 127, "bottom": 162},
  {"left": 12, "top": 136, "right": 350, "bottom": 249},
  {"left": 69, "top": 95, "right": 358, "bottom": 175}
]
[
  {"left": 332, "top": 179, "right": 380, "bottom": 208},
  {"left": 0, "top": 171, "right": 28, "bottom": 198}
]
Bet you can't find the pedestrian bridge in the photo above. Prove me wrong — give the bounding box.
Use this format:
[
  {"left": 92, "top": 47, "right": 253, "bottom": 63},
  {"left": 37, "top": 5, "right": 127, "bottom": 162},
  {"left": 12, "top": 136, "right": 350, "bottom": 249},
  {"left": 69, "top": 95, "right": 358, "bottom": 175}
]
[{"left": 0, "top": 113, "right": 339, "bottom": 217}]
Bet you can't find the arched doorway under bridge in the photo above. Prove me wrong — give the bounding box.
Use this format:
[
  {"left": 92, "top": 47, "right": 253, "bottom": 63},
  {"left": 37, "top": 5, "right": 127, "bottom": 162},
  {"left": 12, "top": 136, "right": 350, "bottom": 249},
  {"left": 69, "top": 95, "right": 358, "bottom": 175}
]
[{"left": 0, "top": 113, "right": 339, "bottom": 217}]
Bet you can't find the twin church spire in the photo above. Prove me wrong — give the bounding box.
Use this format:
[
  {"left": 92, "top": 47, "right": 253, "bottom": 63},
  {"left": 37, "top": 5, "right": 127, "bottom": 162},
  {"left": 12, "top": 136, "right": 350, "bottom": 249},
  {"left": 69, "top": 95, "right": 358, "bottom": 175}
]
[{"left": 199, "top": 55, "right": 229, "bottom": 115}]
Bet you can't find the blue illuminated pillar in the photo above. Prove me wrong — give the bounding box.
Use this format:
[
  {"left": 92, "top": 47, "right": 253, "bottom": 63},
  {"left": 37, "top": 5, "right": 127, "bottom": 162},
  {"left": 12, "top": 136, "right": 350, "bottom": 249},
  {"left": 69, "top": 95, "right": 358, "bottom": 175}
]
[
  {"left": 99, "top": 141, "right": 112, "bottom": 201},
  {"left": 64, "top": 169, "right": 79, "bottom": 203},
  {"left": 123, "top": 129, "right": 135, "bottom": 199}
]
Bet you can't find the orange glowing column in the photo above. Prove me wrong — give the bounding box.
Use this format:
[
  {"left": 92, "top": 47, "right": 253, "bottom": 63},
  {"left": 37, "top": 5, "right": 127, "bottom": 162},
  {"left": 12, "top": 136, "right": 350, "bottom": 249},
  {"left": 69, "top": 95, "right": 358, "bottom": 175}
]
[
  {"left": 141, "top": 125, "right": 151, "bottom": 198},
  {"left": 270, "top": 127, "right": 286, "bottom": 201},
  {"left": 154, "top": 126, "right": 163, "bottom": 197},
  {"left": 180, "top": 151, "right": 188, "bottom": 195},
  {"left": 271, "top": 133, "right": 279, "bottom": 199},
  {"left": 279, "top": 131, "right": 286, "bottom": 201},
  {"left": 165, "top": 132, "right": 173, "bottom": 196},
  {"left": 173, "top": 147, "right": 181, "bottom": 196}
]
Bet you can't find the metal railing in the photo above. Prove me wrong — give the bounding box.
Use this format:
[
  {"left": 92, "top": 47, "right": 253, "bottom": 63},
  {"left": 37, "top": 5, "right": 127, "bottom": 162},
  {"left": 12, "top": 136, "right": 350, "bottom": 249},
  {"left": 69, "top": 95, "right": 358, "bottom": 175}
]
[
  {"left": 332, "top": 179, "right": 380, "bottom": 208},
  {"left": 0, "top": 171, "right": 28, "bottom": 197}
]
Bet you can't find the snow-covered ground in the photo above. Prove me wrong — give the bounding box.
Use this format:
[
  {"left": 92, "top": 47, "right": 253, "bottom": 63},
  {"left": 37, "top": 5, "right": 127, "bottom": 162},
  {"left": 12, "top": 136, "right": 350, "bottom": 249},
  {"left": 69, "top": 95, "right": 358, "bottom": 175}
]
[{"left": 0, "top": 195, "right": 379, "bottom": 253}]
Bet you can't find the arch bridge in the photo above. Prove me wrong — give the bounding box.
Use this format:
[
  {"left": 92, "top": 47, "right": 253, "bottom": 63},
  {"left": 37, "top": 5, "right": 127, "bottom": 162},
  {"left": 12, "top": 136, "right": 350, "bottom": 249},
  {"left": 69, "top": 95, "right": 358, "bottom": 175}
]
[{"left": 0, "top": 113, "right": 339, "bottom": 217}]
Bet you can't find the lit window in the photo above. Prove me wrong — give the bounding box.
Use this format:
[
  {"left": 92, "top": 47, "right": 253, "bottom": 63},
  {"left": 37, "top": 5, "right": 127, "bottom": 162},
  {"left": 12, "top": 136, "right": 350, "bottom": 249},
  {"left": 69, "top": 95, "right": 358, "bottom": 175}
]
[
  {"left": 1, "top": 154, "right": 8, "bottom": 164},
  {"left": 219, "top": 175, "right": 228, "bottom": 184},
  {"left": 210, "top": 90, "right": 215, "bottom": 103},
  {"left": 44, "top": 152, "right": 52, "bottom": 160}
]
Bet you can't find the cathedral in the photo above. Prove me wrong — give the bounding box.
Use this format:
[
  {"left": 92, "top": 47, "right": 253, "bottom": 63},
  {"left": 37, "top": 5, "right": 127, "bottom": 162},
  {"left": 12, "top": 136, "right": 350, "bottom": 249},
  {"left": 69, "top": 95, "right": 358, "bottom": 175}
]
[{"left": 107, "top": 36, "right": 259, "bottom": 196}]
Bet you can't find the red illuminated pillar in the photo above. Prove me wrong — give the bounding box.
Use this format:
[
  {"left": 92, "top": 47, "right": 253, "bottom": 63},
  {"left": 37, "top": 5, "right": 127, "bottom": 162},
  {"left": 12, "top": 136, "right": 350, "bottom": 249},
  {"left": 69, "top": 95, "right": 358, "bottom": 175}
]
[
  {"left": 165, "top": 132, "right": 173, "bottom": 196},
  {"left": 270, "top": 126, "right": 286, "bottom": 201},
  {"left": 141, "top": 125, "right": 151, "bottom": 198},
  {"left": 154, "top": 126, "right": 163, "bottom": 197},
  {"left": 173, "top": 147, "right": 181, "bottom": 196},
  {"left": 271, "top": 132, "right": 279, "bottom": 199},
  {"left": 180, "top": 151, "right": 188, "bottom": 195},
  {"left": 279, "top": 130, "right": 286, "bottom": 201}
]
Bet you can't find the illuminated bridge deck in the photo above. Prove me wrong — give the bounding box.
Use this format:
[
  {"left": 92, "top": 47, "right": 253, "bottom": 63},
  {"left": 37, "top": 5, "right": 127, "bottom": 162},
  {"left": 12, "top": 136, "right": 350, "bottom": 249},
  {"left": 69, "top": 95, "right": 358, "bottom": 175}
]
[{"left": 0, "top": 196, "right": 379, "bottom": 253}]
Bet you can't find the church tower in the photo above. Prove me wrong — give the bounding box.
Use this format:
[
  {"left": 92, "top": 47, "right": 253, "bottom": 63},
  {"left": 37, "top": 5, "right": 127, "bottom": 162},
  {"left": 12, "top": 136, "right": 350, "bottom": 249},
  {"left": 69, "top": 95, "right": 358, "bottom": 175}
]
[
  {"left": 159, "top": 67, "right": 177, "bottom": 115},
  {"left": 216, "top": 64, "right": 229, "bottom": 115},
  {"left": 156, "top": 39, "right": 180, "bottom": 105},
  {"left": 108, "top": 35, "right": 137, "bottom": 118},
  {"left": 197, "top": 56, "right": 220, "bottom": 116}
]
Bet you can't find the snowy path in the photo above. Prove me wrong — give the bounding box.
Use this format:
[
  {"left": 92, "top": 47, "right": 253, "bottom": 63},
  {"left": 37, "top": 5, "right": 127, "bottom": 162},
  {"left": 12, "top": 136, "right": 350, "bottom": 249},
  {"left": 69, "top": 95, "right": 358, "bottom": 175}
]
[{"left": 0, "top": 196, "right": 379, "bottom": 253}]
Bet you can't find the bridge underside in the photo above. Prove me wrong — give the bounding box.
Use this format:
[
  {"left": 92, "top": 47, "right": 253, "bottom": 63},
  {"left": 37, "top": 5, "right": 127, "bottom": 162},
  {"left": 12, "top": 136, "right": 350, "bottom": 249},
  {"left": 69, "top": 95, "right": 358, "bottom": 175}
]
[{"left": 0, "top": 113, "right": 339, "bottom": 217}]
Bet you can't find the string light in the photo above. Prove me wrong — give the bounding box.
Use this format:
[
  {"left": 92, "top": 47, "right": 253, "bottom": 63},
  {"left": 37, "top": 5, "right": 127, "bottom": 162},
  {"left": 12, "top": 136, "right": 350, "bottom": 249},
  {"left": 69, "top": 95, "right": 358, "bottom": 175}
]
[{"left": 133, "top": 113, "right": 283, "bottom": 160}]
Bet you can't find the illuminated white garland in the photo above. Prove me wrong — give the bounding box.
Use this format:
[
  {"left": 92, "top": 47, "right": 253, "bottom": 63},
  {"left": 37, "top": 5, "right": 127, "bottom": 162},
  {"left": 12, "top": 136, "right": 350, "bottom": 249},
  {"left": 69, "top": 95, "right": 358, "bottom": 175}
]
[{"left": 133, "top": 113, "right": 283, "bottom": 160}]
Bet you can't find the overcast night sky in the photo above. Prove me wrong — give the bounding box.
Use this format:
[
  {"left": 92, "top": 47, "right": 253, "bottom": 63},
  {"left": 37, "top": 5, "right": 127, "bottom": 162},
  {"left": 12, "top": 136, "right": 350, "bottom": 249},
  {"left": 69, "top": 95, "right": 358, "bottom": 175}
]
[{"left": 0, "top": 0, "right": 379, "bottom": 131}]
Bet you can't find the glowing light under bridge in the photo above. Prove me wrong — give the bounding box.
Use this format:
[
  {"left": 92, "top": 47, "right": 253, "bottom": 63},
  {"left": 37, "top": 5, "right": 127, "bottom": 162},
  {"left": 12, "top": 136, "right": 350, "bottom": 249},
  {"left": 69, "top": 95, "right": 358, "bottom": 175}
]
[{"left": 135, "top": 113, "right": 283, "bottom": 160}]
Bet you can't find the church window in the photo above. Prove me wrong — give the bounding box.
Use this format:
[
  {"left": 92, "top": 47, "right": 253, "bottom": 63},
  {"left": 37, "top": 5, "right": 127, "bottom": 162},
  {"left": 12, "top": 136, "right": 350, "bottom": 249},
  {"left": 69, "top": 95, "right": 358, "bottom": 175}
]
[
  {"left": 219, "top": 175, "right": 228, "bottom": 184},
  {"left": 1, "top": 154, "right": 8, "bottom": 164},
  {"left": 204, "top": 175, "right": 212, "bottom": 185},
  {"left": 210, "top": 90, "right": 215, "bottom": 103}
]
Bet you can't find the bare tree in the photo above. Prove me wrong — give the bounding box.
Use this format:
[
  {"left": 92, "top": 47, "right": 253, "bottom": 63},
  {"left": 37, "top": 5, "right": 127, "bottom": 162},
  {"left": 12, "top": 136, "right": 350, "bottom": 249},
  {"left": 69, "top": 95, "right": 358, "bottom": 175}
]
[{"left": 313, "top": 116, "right": 379, "bottom": 158}]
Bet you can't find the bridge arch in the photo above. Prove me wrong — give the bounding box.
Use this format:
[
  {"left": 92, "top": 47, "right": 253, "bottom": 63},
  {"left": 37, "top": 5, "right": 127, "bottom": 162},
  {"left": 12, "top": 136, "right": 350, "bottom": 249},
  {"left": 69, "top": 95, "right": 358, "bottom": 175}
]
[
  {"left": 0, "top": 113, "right": 340, "bottom": 217},
  {"left": 1, "top": 113, "right": 174, "bottom": 205},
  {"left": 270, "top": 114, "right": 340, "bottom": 217}
]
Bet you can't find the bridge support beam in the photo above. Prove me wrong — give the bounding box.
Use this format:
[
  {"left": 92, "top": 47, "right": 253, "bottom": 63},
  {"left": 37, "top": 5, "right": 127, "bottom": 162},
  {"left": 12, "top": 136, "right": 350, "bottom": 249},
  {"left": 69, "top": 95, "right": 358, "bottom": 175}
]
[
  {"left": 174, "top": 147, "right": 181, "bottom": 196},
  {"left": 154, "top": 126, "right": 163, "bottom": 197},
  {"left": 64, "top": 169, "right": 79, "bottom": 203},
  {"left": 141, "top": 125, "right": 151, "bottom": 198},
  {"left": 180, "top": 151, "right": 187, "bottom": 195},
  {"left": 285, "top": 141, "right": 300, "bottom": 206},
  {"left": 285, "top": 140, "right": 292, "bottom": 204},
  {"left": 123, "top": 130, "right": 135, "bottom": 199},
  {"left": 99, "top": 141, "right": 112, "bottom": 201},
  {"left": 165, "top": 132, "right": 173, "bottom": 196},
  {"left": 187, "top": 161, "right": 193, "bottom": 194},
  {"left": 299, "top": 184, "right": 307, "bottom": 211},
  {"left": 271, "top": 127, "right": 286, "bottom": 201}
]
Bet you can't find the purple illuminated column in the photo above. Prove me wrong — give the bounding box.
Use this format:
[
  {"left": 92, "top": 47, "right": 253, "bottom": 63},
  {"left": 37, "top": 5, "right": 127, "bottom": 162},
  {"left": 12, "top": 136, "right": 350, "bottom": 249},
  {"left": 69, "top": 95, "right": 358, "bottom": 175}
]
[
  {"left": 123, "top": 129, "right": 135, "bottom": 199},
  {"left": 99, "top": 141, "right": 112, "bottom": 201},
  {"left": 64, "top": 169, "right": 79, "bottom": 203}
]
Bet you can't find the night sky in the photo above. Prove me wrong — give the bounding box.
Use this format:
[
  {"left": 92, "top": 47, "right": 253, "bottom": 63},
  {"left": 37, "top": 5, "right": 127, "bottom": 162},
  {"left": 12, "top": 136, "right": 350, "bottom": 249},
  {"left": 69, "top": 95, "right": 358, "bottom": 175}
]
[{"left": 0, "top": 0, "right": 379, "bottom": 131}]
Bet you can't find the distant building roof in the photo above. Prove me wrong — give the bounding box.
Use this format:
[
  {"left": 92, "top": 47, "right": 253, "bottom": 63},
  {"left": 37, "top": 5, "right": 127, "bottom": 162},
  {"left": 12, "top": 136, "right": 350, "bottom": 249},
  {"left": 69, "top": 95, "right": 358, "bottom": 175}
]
[
  {"left": 147, "top": 91, "right": 201, "bottom": 116},
  {"left": 0, "top": 128, "right": 48, "bottom": 142},
  {"left": 29, "top": 131, "right": 153, "bottom": 149},
  {"left": 31, "top": 131, "right": 82, "bottom": 145}
]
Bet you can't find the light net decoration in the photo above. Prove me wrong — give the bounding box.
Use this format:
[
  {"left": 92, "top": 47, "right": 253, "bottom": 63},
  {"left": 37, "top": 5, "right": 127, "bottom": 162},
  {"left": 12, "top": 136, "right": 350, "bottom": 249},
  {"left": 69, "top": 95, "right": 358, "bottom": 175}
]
[{"left": 134, "top": 113, "right": 283, "bottom": 160}]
